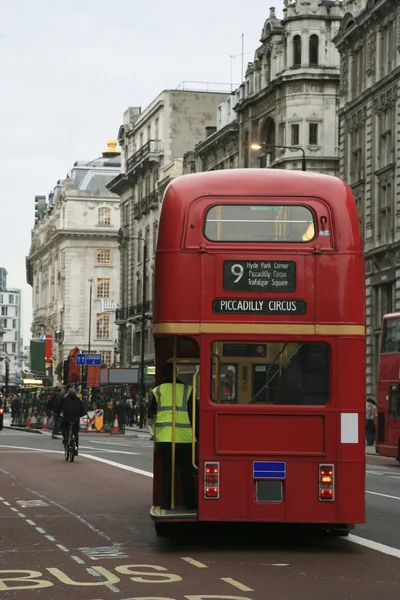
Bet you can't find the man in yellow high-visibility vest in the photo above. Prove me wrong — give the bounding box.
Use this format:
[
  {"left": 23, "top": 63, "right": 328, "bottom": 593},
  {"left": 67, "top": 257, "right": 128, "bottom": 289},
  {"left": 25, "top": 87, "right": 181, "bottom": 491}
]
[{"left": 151, "top": 363, "right": 196, "bottom": 510}]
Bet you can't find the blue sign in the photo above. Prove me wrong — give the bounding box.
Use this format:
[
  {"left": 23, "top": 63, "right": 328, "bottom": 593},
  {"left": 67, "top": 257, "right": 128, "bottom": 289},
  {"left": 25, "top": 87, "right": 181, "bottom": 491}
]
[
  {"left": 76, "top": 353, "right": 102, "bottom": 366},
  {"left": 85, "top": 353, "right": 102, "bottom": 366},
  {"left": 76, "top": 354, "right": 86, "bottom": 365},
  {"left": 253, "top": 461, "right": 286, "bottom": 480}
]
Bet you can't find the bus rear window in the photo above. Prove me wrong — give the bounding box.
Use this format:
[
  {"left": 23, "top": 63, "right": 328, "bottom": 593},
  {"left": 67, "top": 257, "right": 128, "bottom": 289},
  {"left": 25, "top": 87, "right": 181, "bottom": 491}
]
[
  {"left": 204, "top": 204, "right": 315, "bottom": 243},
  {"left": 382, "top": 318, "right": 400, "bottom": 353},
  {"left": 211, "top": 341, "right": 330, "bottom": 406}
]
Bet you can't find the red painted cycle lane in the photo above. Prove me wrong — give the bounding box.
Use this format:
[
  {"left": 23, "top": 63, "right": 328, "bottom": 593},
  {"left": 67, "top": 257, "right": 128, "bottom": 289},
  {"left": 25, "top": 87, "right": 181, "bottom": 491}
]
[{"left": 1, "top": 449, "right": 400, "bottom": 599}]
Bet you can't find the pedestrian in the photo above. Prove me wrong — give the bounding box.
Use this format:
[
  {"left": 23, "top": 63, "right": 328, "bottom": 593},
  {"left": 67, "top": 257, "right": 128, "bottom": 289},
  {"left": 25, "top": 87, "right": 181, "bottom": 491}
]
[
  {"left": 11, "top": 395, "right": 19, "bottom": 425},
  {"left": 47, "top": 386, "right": 65, "bottom": 439},
  {"left": 366, "top": 397, "right": 377, "bottom": 446},
  {"left": 151, "top": 362, "right": 196, "bottom": 510},
  {"left": 57, "top": 388, "right": 86, "bottom": 454},
  {"left": 147, "top": 391, "right": 155, "bottom": 441}
]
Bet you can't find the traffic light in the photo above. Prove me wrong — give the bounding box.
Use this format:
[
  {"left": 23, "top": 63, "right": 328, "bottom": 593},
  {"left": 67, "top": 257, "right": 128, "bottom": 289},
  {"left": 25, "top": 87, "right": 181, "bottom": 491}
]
[{"left": 34, "top": 195, "right": 47, "bottom": 224}]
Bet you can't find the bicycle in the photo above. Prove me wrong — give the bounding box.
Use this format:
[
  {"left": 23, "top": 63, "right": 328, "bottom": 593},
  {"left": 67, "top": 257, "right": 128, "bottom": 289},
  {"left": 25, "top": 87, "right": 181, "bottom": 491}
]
[{"left": 64, "top": 422, "right": 78, "bottom": 463}]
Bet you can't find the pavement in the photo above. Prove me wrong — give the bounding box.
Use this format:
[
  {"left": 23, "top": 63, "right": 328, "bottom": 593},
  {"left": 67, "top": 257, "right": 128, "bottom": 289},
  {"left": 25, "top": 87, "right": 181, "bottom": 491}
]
[{"left": 0, "top": 425, "right": 400, "bottom": 599}]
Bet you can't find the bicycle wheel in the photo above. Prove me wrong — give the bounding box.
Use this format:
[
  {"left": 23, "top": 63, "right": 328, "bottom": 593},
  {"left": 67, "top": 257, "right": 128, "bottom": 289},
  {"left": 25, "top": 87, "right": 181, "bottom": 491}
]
[
  {"left": 64, "top": 441, "right": 69, "bottom": 461},
  {"left": 69, "top": 439, "right": 75, "bottom": 462}
]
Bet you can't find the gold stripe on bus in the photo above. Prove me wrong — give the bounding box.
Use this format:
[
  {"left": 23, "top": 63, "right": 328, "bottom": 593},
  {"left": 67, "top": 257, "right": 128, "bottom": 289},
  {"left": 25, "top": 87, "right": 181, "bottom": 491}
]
[{"left": 153, "top": 323, "right": 366, "bottom": 336}]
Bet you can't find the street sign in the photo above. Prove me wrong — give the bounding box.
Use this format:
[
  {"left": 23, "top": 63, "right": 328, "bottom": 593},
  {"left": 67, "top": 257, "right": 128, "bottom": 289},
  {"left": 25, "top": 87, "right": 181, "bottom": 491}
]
[{"left": 76, "top": 353, "right": 102, "bottom": 366}]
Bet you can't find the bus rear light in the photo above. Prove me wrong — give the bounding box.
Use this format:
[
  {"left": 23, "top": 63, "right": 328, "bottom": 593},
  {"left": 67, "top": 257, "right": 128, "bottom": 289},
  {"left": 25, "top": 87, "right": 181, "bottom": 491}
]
[
  {"left": 204, "top": 462, "right": 220, "bottom": 499},
  {"left": 319, "top": 464, "right": 334, "bottom": 501}
]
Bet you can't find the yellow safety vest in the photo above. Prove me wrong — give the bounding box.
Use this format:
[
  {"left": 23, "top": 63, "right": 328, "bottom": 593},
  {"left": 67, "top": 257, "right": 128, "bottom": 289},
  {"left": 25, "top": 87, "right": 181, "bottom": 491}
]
[{"left": 153, "top": 383, "right": 193, "bottom": 444}]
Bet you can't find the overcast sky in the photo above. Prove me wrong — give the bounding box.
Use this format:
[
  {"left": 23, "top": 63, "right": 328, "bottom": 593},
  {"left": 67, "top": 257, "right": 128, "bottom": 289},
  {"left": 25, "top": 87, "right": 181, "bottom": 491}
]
[{"left": 1, "top": 0, "right": 284, "bottom": 342}]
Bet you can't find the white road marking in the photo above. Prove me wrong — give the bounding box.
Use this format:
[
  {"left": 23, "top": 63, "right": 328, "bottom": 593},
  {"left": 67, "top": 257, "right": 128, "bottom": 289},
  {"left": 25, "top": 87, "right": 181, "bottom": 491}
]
[
  {"left": 79, "top": 453, "right": 153, "bottom": 478},
  {"left": 71, "top": 555, "right": 85, "bottom": 565},
  {"left": 2, "top": 501, "right": 10, "bottom": 506},
  {"left": 86, "top": 440, "right": 132, "bottom": 447},
  {"left": 181, "top": 556, "right": 208, "bottom": 568},
  {"left": 367, "top": 490, "right": 400, "bottom": 501},
  {"left": 221, "top": 577, "right": 254, "bottom": 592},
  {"left": 36, "top": 527, "right": 46, "bottom": 534},
  {"left": 45, "top": 535, "right": 56, "bottom": 542},
  {"left": 80, "top": 545, "right": 128, "bottom": 560},
  {"left": 17, "top": 512, "right": 26, "bottom": 518},
  {"left": 26, "top": 519, "right": 36, "bottom": 526},
  {"left": 0, "top": 497, "right": 3, "bottom": 500},
  {"left": 57, "top": 544, "right": 69, "bottom": 552},
  {"left": 17, "top": 499, "right": 49, "bottom": 507},
  {"left": 9, "top": 507, "right": 18, "bottom": 512},
  {"left": 347, "top": 534, "right": 400, "bottom": 559},
  {"left": 79, "top": 446, "right": 140, "bottom": 455}
]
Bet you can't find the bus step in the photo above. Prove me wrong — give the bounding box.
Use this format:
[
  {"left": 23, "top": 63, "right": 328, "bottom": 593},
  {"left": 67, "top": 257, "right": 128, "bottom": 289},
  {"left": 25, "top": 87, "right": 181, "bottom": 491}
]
[{"left": 150, "top": 505, "right": 197, "bottom": 520}]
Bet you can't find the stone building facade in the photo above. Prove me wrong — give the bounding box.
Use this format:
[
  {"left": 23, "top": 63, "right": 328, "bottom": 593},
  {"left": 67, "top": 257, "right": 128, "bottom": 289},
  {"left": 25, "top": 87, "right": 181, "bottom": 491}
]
[
  {"left": 27, "top": 141, "right": 121, "bottom": 379},
  {"left": 234, "top": 1, "right": 343, "bottom": 173},
  {"left": 333, "top": 0, "right": 400, "bottom": 395},
  {"left": 108, "top": 90, "right": 228, "bottom": 370}
]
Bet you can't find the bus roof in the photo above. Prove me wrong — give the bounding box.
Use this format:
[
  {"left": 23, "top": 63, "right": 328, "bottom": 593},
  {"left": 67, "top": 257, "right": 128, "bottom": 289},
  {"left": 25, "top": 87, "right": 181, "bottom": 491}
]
[
  {"left": 159, "top": 169, "right": 360, "bottom": 252},
  {"left": 163, "top": 169, "right": 349, "bottom": 211},
  {"left": 383, "top": 312, "right": 400, "bottom": 320}
]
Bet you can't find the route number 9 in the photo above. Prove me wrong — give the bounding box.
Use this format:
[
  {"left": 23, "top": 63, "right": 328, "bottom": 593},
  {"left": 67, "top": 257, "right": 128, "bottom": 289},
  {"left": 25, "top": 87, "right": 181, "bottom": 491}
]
[{"left": 231, "top": 264, "right": 244, "bottom": 283}]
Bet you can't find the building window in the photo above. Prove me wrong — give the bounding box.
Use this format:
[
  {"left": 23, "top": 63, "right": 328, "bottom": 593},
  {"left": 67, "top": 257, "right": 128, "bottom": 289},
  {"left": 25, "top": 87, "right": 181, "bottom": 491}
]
[
  {"left": 155, "top": 117, "right": 159, "bottom": 140},
  {"left": 13, "top": 319, "right": 16, "bottom": 329},
  {"left": 11, "top": 343, "right": 16, "bottom": 354},
  {"left": 1, "top": 306, "right": 7, "bottom": 316},
  {"left": 309, "top": 35, "right": 319, "bottom": 65},
  {"left": 97, "top": 249, "right": 111, "bottom": 265},
  {"left": 98, "top": 207, "right": 111, "bottom": 226},
  {"left": 265, "top": 51, "right": 271, "bottom": 84},
  {"left": 8, "top": 294, "right": 14, "bottom": 304},
  {"left": 137, "top": 231, "right": 143, "bottom": 263},
  {"left": 350, "top": 125, "right": 364, "bottom": 182},
  {"left": 147, "top": 124, "right": 151, "bottom": 141},
  {"left": 101, "top": 350, "right": 112, "bottom": 367},
  {"left": 96, "top": 313, "right": 110, "bottom": 338},
  {"left": 293, "top": 35, "right": 302, "bottom": 66},
  {"left": 0, "top": 295, "right": 2, "bottom": 304},
  {"left": 291, "top": 124, "right": 300, "bottom": 146},
  {"left": 309, "top": 123, "right": 318, "bottom": 145},
  {"left": 97, "top": 278, "right": 110, "bottom": 298},
  {"left": 377, "top": 180, "right": 393, "bottom": 245},
  {"left": 140, "top": 132, "right": 144, "bottom": 147},
  {"left": 145, "top": 226, "right": 150, "bottom": 257},
  {"left": 378, "top": 107, "right": 394, "bottom": 169},
  {"left": 244, "top": 130, "right": 250, "bottom": 168},
  {"left": 153, "top": 221, "right": 158, "bottom": 255}
]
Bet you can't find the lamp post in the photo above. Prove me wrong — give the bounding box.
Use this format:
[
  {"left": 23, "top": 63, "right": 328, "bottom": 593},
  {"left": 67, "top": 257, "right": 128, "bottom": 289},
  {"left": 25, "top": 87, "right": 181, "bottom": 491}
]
[
  {"left": 4, "top": 356, "right": 10, "bottom": 397},
  {"left": 117, "top": 229, "right": 147, "bottom": 406},
  {"left": 88, "top": 278, "right": 93, "bottom": 354},
  {"left": 250, "top": 143, "right": 306, "bottom": 171}
]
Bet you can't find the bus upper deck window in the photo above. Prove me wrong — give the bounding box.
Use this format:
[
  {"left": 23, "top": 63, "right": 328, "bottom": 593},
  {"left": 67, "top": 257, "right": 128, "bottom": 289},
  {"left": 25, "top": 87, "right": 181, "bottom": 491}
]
[{"left": 204, "top": 204, "right": 315, "bottom": 243}]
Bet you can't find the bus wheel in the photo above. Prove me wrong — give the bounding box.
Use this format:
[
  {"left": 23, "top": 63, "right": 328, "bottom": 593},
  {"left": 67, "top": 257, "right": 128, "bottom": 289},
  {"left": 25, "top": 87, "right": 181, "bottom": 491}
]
[{"left": 155, "top": 522, "right": 171, "bottom": 538}]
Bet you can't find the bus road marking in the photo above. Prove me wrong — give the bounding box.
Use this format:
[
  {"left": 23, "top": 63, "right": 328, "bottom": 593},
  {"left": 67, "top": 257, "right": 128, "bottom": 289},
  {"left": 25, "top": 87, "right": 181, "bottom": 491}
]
[
  {"left": 181, "top": 557, "right": 208, "bottom": 568},
  {"left": 221, "top": 577, "right": 254, "bottom": 592}
]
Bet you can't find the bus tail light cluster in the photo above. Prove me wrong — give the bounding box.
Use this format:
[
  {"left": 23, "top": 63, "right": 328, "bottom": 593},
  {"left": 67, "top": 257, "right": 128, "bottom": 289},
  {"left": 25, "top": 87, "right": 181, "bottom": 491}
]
[
  {"left": 204, "top": 462, "right": 220, "bottom": 499},
  {"left": 319, "top": 464, "right": 334, "bottom": 501}
]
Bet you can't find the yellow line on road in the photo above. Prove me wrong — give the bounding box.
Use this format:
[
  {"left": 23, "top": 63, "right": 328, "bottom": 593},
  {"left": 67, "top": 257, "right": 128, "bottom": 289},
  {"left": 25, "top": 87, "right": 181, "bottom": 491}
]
[
  {"left": 221, "top": 577, "right": 254, "bottom": 592},
  {"left": 181, "top": 556, "right": 208, "bottom": 568}
]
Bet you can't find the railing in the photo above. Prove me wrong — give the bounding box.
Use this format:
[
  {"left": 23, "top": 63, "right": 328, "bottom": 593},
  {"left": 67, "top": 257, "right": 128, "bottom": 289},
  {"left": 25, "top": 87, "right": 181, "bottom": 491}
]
[
  {"left": 128, "top": 301, "right": 153, "bottom": 319},
  {"left": 115, "top": 307, "right": 128, "bottom": 322},
  {"left": 126, "top": 139, "right": 162, "bottom": 173},
  {"left": 133, "top": 191, "right": 159, "bottom": 220}
]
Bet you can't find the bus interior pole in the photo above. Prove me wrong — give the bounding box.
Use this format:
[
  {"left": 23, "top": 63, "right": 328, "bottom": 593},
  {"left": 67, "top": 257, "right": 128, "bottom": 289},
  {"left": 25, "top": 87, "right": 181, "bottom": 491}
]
[{"left": 140, "top": 240, "right": 146, "bottom": 407}]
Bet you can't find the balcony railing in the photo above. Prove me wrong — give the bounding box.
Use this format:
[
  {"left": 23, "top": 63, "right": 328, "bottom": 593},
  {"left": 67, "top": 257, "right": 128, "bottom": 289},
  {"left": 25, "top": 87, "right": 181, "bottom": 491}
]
[
  {"left": 133, "top": 191, "right": 159, "bottom": 220},
  {"left": 116, "top": 307, "right": 128, "bottom": 322},
  {"left": 127, "top": 301, "right": 153, "bottom": 320},
  {"left": 126, "top": 139, "right": 162, "bottom": 174}
]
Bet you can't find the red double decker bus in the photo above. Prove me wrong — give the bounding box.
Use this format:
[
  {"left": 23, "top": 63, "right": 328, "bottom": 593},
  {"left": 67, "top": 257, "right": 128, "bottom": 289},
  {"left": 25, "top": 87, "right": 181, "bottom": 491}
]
[
  {"left": 150, "top": 168, "right": 366, "bottom": 536},
  {"left": 376, "top": 312, "right": 400, "bottom": 461}
]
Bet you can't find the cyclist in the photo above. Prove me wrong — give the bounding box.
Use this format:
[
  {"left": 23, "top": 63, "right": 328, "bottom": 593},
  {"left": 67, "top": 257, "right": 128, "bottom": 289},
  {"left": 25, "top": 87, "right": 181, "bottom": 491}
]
[{"left": 57, "top": 388, "right": 86, "bottom": 454}]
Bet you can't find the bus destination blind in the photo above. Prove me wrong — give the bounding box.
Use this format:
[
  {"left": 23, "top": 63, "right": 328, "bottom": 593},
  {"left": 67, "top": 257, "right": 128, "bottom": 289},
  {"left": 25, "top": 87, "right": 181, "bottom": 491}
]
[
  {"left": 223, "top": 260, "right": 296, "bottom": 292},
  {"left": 213, "top": 299, "right": 306, "bottom": 315}
]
